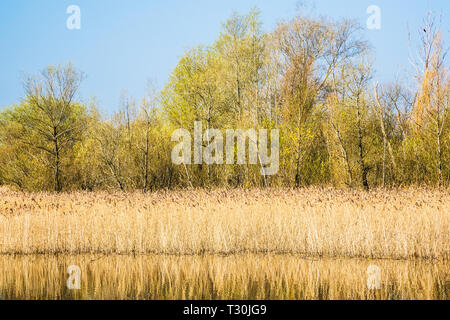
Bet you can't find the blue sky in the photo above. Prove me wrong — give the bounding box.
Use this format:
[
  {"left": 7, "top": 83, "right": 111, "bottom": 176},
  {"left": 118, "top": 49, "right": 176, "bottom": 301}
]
[{"left": 0, "top": 0, "right": 448, "bottom": 114}]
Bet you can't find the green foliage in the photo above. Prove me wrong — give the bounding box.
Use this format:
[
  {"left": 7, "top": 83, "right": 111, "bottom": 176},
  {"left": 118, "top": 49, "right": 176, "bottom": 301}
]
[{"left": 0, "top": 10, "right": 448, "bottom": 191}]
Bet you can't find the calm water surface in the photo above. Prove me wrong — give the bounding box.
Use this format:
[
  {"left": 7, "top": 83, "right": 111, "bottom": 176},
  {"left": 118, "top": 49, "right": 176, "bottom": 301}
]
[{"left": 0, "top": 254, "right": 447, "bottom": 300}]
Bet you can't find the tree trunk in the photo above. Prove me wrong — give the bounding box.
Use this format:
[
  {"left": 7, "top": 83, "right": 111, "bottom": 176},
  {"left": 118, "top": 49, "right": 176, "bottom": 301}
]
[
  {"left": 143, "top": 127, "right": 150, "bottom": 192},
  {"left": 357, "top": 101, "right": 369, "bottom": 190},
  {"left": 437, "top": 124, "right": 442, "bottom": 186},
  {"left": 295, "top": 131, "right": 302, "bottom": 188},
  {"left": 332, "top": 122, "right": 353, "bottom": 186},
  {"left": 53, "top": 127, "right": 62, "bottom": 192}
]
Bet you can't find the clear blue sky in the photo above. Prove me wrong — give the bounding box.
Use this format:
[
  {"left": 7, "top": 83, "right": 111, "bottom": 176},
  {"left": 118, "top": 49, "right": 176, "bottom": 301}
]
[{"left": 0, "top": 0, "right": 448, "bottom": 114}]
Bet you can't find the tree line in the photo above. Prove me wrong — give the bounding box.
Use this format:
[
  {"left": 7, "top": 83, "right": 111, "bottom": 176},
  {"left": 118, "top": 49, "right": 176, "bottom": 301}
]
[{"left": 0, "top": 9, "right": 448, "bottom": 192}]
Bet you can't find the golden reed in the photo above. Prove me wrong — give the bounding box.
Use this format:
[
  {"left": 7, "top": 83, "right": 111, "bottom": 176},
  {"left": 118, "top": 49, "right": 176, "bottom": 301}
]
[{"left": 0, "top": 187, "right": 448, "bottom": 259}]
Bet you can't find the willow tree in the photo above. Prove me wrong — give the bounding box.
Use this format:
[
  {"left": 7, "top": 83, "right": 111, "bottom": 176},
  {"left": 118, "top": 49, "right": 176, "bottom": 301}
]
[
  {"left": 161, "top": 46, "right": 227, "bottom": 186},
  {"left": 271, "top": 16, "right": 368, "bottom": 186},
  {"left": 215, "top": 8, "right": 266, "bottom": 124}
]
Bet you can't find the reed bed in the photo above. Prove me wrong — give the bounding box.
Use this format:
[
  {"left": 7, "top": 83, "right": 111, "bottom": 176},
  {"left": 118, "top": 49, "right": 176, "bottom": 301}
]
[
  {"left": 0, "top": 254, "right": 447, "bottom": 300},
  {"left": 0, "top": 187, "right": 448, "bottom": 259}
]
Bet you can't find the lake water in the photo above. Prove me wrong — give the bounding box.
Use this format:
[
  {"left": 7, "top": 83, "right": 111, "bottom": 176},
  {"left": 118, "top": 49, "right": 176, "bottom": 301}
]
[{"left": 0, "top": 254, "right": 447, "bottom": 300}]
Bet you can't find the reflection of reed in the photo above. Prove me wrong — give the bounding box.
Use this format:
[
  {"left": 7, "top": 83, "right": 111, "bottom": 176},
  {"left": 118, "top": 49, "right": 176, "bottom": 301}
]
[
  {"left": 0, "top": 255, "right": 447, "bottom": 300},
  {"left": 0, "top": 187, "right": 448, "bottom": 259}
]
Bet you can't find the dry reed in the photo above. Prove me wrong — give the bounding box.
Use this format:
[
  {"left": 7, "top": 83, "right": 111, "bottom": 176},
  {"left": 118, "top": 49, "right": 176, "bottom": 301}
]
[{"left": 0, "top": 187, "right": 448, "bottom": 259}]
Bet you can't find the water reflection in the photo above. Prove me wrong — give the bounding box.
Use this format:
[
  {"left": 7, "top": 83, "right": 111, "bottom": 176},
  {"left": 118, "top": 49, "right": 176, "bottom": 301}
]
[{"left": 0, "top": 254, "right": 447, "bottom": 300}]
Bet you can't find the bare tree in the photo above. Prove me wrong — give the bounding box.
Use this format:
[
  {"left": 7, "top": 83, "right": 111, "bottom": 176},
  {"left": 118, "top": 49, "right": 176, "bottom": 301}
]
[
  {"left": 409, "top": 12, "right": 449, "bottom": 185},
  {"left": 374, "top": 83, "right": 398, "bottom": 185},
  {"left": 348, "top": 60, "right": 372, "bottom": 190},
  {"left": 139, "top": 83, "right": 158, "bottom": 192},
  {"left": 23, "top": 63, "right": 85, "bottom": 192}
]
